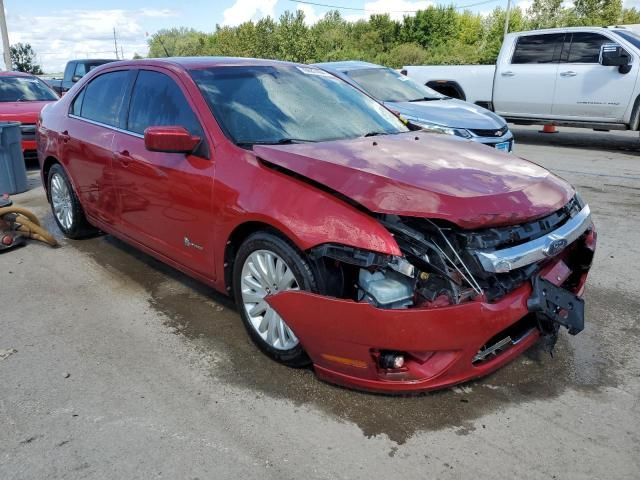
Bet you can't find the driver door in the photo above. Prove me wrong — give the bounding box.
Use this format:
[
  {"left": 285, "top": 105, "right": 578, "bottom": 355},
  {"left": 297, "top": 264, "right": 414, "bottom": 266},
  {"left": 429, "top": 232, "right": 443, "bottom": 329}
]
[
  {"left": 551, "top": 32, "right": 636, "bottom": 121},
  {"left": 112, "top": 68, "right": 215, "bottom": 277}
]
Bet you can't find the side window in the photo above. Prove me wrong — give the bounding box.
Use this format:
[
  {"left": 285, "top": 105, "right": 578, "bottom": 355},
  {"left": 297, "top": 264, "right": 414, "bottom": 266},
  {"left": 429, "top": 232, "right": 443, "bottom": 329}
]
[
  {"left": 70, "top": 88, "right": 85, "bottom": 116},
  {"left": 511, "top": 33, "right": 564, "bottom": 64},
  {"left": 80, "top": 71, "right": 129, "bottom": 126},
  {"left": 567, "top": 32, "right": 614, "bottom": 63},
  {"left": 127, "top": 70, "right": 204, "bottom": 138}
]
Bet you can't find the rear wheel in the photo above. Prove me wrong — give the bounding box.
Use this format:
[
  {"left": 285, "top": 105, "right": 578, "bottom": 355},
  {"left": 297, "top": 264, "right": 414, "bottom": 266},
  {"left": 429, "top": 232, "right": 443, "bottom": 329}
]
[
  {"left": 48, "top": 164, "right": 97, "bottom": 239},
  {"left": 232, "top": 232, "right": 318, "bottom": 367}
]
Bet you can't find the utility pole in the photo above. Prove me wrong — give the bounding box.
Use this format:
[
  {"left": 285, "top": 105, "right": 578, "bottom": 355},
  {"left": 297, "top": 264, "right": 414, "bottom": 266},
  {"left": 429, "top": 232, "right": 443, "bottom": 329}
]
[
  {"left": 113, "top": 27, "right": 119, "bottom": 60},
  {"left": 0, "top": 0, "right": 11, "bottom": 70},
  {"left": 503, "top": 0, "right": 512, "bottom": 39}
]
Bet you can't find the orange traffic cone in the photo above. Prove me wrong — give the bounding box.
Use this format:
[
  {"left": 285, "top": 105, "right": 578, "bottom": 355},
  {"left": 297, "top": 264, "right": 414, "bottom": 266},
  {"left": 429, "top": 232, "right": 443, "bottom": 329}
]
[{"left": 539, "top": 124, "right": 558, "bottom": 133}]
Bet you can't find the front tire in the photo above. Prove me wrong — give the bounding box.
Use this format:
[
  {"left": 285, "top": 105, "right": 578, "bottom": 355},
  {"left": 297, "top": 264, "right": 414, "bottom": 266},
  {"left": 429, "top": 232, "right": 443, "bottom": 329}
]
[
  {"left": 232, "top": 232, "right": 318, "bottom": 367},
  {"left": 48, "top": 164, "right": 97, "bottom": 239}
]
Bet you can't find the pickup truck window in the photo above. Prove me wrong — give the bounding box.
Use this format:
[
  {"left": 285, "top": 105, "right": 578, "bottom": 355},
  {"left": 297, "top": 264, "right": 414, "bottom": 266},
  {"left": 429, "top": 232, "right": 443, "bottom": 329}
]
[
  {"left": 614, "top": 30, "right": 640, "bottom": 50},
  {"left": 127, "top": 70, "right": 204, "bottom": 138},
  {"left": 511, "top": 33, "right": 564, "bottom": 64},
  {"left": 566, "top": 32, "right": 611, "bottom": 63},
  {"left": 79, "top": 71, "right": 129, "bottom": 127}
]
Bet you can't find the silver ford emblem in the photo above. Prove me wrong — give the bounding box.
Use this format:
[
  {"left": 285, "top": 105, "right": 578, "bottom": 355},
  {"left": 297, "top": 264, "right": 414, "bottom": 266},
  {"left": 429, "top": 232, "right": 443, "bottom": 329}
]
[{"left": 544, "top": 238, "right": 568, "bottom": 257}]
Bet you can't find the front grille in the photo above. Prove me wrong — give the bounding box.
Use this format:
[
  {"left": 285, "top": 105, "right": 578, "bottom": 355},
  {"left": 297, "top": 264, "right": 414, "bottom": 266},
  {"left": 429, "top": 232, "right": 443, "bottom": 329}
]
[
  {"left": 20, "top": 124, "right": 36, "bottom": 140},
  {"left": 457, "top": 195, "right": 583, "bottom": 251},
  {"left": 469, "top": 125, "right": 508, "bottom": 137}
]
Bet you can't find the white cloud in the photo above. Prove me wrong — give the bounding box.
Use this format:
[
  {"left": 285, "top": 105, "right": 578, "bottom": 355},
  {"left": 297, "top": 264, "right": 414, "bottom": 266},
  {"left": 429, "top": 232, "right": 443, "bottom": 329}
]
[
  {"left": 222, "top": 0, "right": 278, "bottom": 27},
  {"left": 296, "top": 3, "right": 323, "bottom": 25},
  {"left": 6, "top": 9, "right": 177, "bottom": 73}
]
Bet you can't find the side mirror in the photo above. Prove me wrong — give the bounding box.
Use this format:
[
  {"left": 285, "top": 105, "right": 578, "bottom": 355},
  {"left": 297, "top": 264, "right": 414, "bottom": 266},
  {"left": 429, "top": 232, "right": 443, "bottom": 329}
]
[
  {"left": 144, "top": 126, "right": 201, "bottom": 154},
  {"left": 71, "top": 75, "right": 82, "bottom": 83},
  {"left": 600, "top": 43, "right": 631, "bottom": 73}
]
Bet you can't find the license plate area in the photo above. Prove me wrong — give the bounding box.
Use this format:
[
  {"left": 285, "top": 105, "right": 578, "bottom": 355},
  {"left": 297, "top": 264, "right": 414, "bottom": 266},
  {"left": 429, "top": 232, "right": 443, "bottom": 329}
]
[
  {"left": 495, "top": 141, "right": 510, "bottom": 152},
  {"left": 527, "top": 276, "right": 585, "bottom": 335}
]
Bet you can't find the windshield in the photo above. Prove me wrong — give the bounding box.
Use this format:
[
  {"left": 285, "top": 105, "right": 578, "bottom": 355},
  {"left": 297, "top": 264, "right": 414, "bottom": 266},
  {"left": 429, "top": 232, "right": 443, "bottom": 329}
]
[
  {"left": 0, "top": 76, "right": 58, "bottom": 102},
  {"left": 613, "top": 29, "right": 640, "bottom": 50},
  {"left": 190, "top": 65, "right": 408, "bottom": 145},
  {"left": 346, "top": 67, "right": 444, "bottom": 103}
]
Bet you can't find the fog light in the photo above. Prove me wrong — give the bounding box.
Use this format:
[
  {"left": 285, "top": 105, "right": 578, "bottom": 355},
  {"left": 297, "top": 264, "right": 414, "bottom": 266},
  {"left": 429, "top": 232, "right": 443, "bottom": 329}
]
[{"left": 379, "top": 352, "right": 405, "bottom": 369}]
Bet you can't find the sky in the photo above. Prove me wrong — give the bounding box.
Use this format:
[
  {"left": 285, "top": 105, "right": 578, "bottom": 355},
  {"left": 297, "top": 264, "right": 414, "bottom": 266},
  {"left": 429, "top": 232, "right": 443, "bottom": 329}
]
[{"left": 4, "top": 0, "right": 640, "bottom": 73}]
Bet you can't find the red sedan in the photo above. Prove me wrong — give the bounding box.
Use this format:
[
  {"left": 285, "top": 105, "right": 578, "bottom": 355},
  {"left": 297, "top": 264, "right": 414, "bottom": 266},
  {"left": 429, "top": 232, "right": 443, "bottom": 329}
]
[
  {"left": 37, "top": 58, "right": 595, "bottom": 393},
  {"left": 0, "top": 71, "right": 58, "bottom": 162}
]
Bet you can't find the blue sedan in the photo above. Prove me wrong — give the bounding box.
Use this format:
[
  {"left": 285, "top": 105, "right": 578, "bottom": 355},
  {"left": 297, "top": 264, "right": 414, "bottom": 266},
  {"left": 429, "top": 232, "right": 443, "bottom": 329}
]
[{"left": 314, "top": 61, "right": 514, "bottom": 152}]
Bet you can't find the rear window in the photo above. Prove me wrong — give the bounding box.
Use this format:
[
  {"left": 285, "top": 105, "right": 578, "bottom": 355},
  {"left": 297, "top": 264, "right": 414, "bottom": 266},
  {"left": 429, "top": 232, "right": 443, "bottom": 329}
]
[
  {"left": 511, "top": 33, "right": 564, "bottom": 64},
  {"left": 79, "top": 71, "right": 129, "bottom": 127}
]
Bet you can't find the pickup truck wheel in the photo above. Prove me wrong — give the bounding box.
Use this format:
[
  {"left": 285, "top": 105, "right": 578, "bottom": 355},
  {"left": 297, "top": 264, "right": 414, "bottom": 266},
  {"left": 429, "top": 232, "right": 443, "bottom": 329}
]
[
  {"left": 233, "top": 232, "right": 316, "bottom": 367},
  {"left": 48, "top": 164, "right": 97, "bottom": 239}
]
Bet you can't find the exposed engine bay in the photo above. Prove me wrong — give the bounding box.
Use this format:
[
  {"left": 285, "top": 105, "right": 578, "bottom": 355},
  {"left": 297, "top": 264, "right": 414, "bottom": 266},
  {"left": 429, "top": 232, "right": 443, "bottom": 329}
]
[{"left": 309, "top": 195, "right": 594, "bottom": 329}]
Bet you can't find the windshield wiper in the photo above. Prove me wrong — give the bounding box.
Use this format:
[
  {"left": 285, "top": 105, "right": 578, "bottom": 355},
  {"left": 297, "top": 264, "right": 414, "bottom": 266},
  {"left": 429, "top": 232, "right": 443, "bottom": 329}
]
[
  {"left": 363, "top": 131, "right": 390, "bottom": 137},
  {"left": 408, "top": 97, "right": 441, "bottom": 102},
  {"left": 236, "top": 138, "right": 314, "bottom": 147}
]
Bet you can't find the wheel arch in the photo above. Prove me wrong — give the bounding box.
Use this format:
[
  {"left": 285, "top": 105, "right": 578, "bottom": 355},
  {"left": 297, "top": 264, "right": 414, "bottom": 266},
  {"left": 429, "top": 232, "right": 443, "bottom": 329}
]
[
  {"left": 426, "top": 80, "right": 466, "bottom": 101},
  {"left": 223, "top": 221, "right": 302, "bottom": 296},
  {"left": 629, "top": 93, "right": 640, "bottom": 130},
  {"left": 41, "top": 156, "right": 60, "bottom": 197}
]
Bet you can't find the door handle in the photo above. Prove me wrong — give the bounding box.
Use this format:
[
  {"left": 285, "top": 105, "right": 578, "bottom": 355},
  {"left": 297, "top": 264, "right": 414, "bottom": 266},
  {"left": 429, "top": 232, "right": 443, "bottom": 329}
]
[
  {"left": 60, "top": 130, "right": 70, "bottom": 143},
  {"left": 560, "top": 71, "right": 577, "bottom": 77},
  {"left": 501, "top": 71, "right": 515, "bottom": 77},
  {"left": 115, "top": 150, "right": 131, "bottom": 167}
]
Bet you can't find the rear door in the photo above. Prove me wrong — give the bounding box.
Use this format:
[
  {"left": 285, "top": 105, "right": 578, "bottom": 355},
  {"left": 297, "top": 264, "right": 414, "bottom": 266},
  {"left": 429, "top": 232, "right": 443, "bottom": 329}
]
[
  {"left": 65, "top": 70, "right": 131, "bottom": 226},
  {"left": 493, "top": 32, "right": 565, "bottom": 117},
  {"left": 111, "top": 68, "right": 215, "bottom": 277},
  {"left": 551, "top": 31, "right": 636, "bottom": 121}
]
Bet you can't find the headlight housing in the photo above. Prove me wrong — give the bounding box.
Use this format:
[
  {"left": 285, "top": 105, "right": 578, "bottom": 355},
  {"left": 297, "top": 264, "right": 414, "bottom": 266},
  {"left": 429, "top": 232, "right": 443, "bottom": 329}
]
[{"left": 403, "top": 117, "right": 472, "bottom": 139}]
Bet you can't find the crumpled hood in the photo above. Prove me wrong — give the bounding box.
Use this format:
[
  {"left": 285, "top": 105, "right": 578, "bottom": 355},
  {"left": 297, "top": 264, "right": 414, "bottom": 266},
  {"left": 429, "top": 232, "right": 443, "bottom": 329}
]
[
  {"left": 254, "top": 132, "right": 574, "bottom": 229},
  {"left": 387, "top": 98, "right": 506, "bottom": 130},
  {"left": 0, "top": 101, "right": 53, "bottom": 124}
]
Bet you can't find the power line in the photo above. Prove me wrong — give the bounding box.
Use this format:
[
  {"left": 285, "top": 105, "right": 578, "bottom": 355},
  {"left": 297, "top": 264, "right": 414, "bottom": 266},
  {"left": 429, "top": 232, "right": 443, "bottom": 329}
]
[{"left": 289, "top": 0, "right": 500, "bottom": 12}]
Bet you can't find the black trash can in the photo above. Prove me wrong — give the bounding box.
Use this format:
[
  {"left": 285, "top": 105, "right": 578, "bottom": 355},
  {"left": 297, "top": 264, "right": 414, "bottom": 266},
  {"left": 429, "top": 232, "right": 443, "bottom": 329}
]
[{"left": 0, "top": 121, "right": 28, "bottom": 195}]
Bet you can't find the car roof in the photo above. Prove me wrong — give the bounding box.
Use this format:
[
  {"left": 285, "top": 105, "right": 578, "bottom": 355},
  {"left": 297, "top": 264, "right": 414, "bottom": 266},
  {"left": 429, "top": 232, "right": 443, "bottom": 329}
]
[
  {"left": 313, "top": 61, "right": 383, "bottom": 73},
  {"left": 105, "top": 56, "right": 302, "bottom": 71}
]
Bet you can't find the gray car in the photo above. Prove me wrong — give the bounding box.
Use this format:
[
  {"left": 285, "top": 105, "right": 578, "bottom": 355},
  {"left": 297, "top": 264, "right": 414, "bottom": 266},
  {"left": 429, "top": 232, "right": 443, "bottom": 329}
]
[{"left": 314, "top": 61, "right": 514, "bottom": 152}]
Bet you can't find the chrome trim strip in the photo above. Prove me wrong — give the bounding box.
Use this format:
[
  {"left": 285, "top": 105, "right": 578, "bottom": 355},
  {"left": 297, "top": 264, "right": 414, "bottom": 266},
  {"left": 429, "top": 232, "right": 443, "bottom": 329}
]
[
  {"left": 68, "top": 114, "right": 144, "bottom": 139},
  {"left": 475, "top": 204, "right": 592, "bottom": 273}
]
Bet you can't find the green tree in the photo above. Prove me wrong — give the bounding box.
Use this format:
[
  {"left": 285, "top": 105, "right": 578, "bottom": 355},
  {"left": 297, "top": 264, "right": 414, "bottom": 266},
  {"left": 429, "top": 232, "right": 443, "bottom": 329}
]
[
  {"left": 527, "top": 0, "right": 566, "bottom": 29},
  {"left": 10, "top": 43, "right": 43, "bottom": 74},
  {"left": 572, "top": 0, "right": 623, "bottom": 25}
]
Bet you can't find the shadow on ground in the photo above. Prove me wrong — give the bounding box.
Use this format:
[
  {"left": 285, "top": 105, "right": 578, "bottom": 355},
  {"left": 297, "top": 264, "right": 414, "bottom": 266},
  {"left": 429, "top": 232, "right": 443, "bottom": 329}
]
[
  {"left": 69, "top": 231, "right": 637, "bottom": 445},
  {"left": 512, "top": 127, "right": 640, "bottom": 154}
]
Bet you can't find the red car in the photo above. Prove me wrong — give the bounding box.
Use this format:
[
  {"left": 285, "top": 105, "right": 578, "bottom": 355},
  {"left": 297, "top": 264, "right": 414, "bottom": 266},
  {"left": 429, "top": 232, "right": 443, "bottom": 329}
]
[
  {"left": 0, "top": 71, "right": 58, "bottom": 162},
  {"left": 37, "top": 58, "right": 596, "bottom": 393}
]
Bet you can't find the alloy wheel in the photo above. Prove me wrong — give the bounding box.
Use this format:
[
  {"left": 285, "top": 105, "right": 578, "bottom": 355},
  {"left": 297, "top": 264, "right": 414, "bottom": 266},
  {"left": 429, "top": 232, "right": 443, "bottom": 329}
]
[
  {"left": 50, "top": 172, "right": 73, "bottom": 230},
  {"left": 240, "top": 249, "right": 300, "bottom": 351}
]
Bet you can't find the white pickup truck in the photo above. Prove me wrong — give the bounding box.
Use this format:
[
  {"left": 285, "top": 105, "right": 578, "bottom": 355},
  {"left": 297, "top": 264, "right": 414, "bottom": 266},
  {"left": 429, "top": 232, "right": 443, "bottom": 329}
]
[{"left": 404, "top": 27, "right": 640, "bottom": 131}]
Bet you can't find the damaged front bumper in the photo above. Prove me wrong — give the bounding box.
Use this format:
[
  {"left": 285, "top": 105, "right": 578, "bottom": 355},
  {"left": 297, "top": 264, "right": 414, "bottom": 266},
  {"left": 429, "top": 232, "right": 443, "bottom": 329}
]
[{"left": 266, "top": 229, "right": 596, "bottom": 394}]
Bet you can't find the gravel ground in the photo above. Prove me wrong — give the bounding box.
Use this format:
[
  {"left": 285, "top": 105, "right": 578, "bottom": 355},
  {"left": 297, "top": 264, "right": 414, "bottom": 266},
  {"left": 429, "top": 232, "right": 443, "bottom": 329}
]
[{"left": 1, "top": 126, "right": 639, "bottom": 479}]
